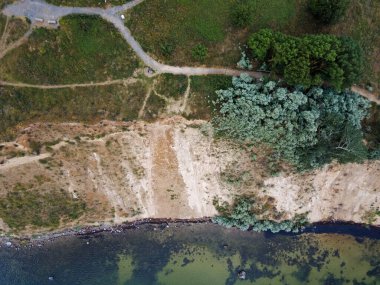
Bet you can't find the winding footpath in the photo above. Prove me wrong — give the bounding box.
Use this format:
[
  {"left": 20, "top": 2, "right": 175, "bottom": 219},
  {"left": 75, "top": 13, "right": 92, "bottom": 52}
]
[{"left": 0, "top": 0, "right": 379, "bottom": 104}]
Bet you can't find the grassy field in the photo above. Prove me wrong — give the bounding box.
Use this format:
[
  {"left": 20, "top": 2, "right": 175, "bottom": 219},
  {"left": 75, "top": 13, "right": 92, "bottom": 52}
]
[
  {"left": 0, "top": 73, "right": 196, "bottom": 140},
  {"left": 0, "top": 14, "right": 140, "bottom": 84},
  {"left": 187, "top": 75, "right": 231, "bottom": 120},
  {"left": 155, "top": 74, "right": 187, "bottom": 100},
  {"left": 46, "top": 0, "right": 130, "bottom": 7},
  {"left": 328, "top": 1, "right": 380, "bottom": 91},
  {"left": 0, "top": 14, "right": 6, "bottom": 37},
  {"left": 0, "top": 182, "right": 86, "bottom": 230},
  {"left": 125, "top": 0, "right": 298, "bottom": 67},
  {"left": 0, "top": 0, "right": 15, "bottom": 9},
  {"left": 126, "top": 0, "right": 379, "bottom": 91},
  {"left": 0, "top": 17, "right": 30, "bottom": 46},
  {"left": 0, "top": 82, "right": 148, "bottom": 140}
]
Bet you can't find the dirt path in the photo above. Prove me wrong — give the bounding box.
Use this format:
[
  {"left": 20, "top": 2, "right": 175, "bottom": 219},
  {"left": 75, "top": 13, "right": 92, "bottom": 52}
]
[
  {"left": 0, "top": 16, "right": 9, "bottom": 50},
  {"left": 351, "top": 86, "right": 380, "bottom": 104},
  {"left": 138, "top": 86, "right": 152, "bottom": 118},
  {"left": 0, "top": 78, "right": 128, "bottom": 88},
  {"left": 0, "top": 153, "right": 51, "bottom": 171},
  {"left": 0, "top": 27, "right": 32, "bottom": 60}
]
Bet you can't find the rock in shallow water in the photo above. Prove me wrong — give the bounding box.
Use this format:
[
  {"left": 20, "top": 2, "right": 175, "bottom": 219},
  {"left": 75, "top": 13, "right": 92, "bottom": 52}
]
[{"left": 238, "top": 270, "right": 246, "bottom": 280}]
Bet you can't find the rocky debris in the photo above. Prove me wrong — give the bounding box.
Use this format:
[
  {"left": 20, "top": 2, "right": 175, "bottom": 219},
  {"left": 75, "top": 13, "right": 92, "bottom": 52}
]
[{"left": 238, "top": 270, "right": 246, "bottom": 280}]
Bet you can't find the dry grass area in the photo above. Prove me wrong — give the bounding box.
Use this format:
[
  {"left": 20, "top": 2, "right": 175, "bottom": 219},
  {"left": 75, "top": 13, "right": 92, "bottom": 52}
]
[{"left": 0, "top": 117, "right": 379, "bottom": 236}]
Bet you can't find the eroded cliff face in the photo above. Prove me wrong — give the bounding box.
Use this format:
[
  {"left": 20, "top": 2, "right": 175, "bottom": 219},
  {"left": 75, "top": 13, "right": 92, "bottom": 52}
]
[{"left": 0, "top": 117, "right": 379, "bottom": 235}]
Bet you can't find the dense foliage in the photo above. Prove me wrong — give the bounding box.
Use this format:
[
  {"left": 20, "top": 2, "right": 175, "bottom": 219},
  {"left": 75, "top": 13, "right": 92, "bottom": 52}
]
[
  {"left": 214, "top": 74, "right": 370, "bottom": 170},
  {"left": 364, "top": 104, "right": 380, "bottom": 160},
  {"left": 308, "top": 0, "right": 350, "bottom": 24},
  {"left": 248, "top": 29, "right": 363, "bottom": 89},
  {"left": 212, "top": 197, "right": 308, "bottom": 233}
]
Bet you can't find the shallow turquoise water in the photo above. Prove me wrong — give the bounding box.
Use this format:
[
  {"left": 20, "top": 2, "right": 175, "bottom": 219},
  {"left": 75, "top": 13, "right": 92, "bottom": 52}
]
[{"left": 0, "top": 224, "right": 379, "bottom": 285}]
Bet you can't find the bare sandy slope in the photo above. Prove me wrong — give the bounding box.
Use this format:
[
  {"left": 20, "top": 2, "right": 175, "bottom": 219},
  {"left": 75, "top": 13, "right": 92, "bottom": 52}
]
[{"left": 0, "top": 117, "right": 379, "bottom": 234}]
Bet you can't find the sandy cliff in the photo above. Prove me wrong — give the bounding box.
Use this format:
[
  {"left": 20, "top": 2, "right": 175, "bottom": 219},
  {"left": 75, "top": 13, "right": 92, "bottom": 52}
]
[{"left": 0, "top": 117, "right": 379, "bottom": 235}]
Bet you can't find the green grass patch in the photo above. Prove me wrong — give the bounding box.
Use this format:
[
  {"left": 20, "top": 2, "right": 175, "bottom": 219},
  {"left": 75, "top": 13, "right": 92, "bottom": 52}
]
[
  {"left": 0, "top": 184, "right": 86, "bottom": 230},
  {"left": 3, "top": 17, "right": 30, "bottom": 46},
  {"left": 0, "top": 82, "right": 148, "bottom": 140},
  {"left": 143, "top": 92, "right": 166, "bottom": 121},
  {"left": 0, "top": 14, "right": 6, "bottom": 37},
  {"left": 328, "top": 0, "right": 380, "bottom": 91},
  {"left": 155, "top": 74, "right": 187, "bottom": 99},
  {"left": 125, "top": 0, "right": 298, "bottom": 67},
  {"left": 187, "top": 75, "right": 231, "bottom": 120},
  {"left": 46, "top": 0, "right": 130, "bottom": 7},
  {"left": 0, "top": 0, "right": 15, "bottom": 9},
  {"left": 0, "top": 14, "right": 140, "bottom": 84}
]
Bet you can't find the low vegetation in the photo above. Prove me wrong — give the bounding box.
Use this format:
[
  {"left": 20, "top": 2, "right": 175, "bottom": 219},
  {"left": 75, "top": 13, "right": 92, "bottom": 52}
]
[
  {"left": 0, "top": 0, "right": 15, "bottom": 9},
  {"left": 0, "top": 14, "right": 140, "bottom": 84},
  {"left": 214, "top": 74, "right": 370, "bottom": 170},
  {"left": 154, "top": 74, "right": 187, "bottom": 100},
  {"left": 0, "top": 82, "right": 147, "bottom": 141},
  {"left": 1, "top": 17, "right": 30, "bottom": 46},
  {"left": 125, "top": 0, "right": 379, "bottom": 93},
  {"left": 125, "top": 0, "right": 297, "bottom": 67},
  {"left": 364, "top": 104, "right": 380, "bottom": 159},
  {"left": 45, "top": 0, "right": 129, "bottom": 7},
  {"left": 308, "top": 0, "right": 350, "bottom": 24},
  {"left": 0, "top": 184, "right": 86, "bottom": 230},
  {"left": 212, "top": 196, "right": 308, "bottom": 233},
  {"left": 248, "top": 29, "right": 363, "bottom": 89},
  {"left": 186, "top": 75, "right": 231, "bottom": 120}
]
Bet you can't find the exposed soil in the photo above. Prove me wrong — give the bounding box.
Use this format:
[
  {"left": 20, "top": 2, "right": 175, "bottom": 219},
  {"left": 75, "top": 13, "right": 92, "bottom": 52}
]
[{"left": 0, "top": 116, "right": 379, "bottom": 237}]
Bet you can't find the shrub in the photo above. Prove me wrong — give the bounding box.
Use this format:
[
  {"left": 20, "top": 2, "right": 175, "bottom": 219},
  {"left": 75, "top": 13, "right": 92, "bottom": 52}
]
[
  {"left": 160, "top": 40, "right": 176, "bottom": 57},
  {"left": 213, "top": 74, "right": 370, "bottom": 170},
  {"left": 237, "top": 51, "right": 253, "bottom": 70},
  {"left": 231, "top": 0, "right": 254, "bottom": 27},
  {"left": 308, "top": 0, "right": 350, "bottom": 24},
  {"left": 0, "top": 186, "right": 86, "bottom": 230},
  {"left": 191, "top": 44, "right": 208, "bottom": 62},
  {"left": 212, "top": 197, "right": 308, "bottom": 233}
]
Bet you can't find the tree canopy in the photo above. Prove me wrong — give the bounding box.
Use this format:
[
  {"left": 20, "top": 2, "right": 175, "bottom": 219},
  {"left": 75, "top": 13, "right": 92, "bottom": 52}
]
[
  {"left": 248, "top": 29, "right": 363, "bottom": 89},
  {"left": 214, "top": 74, "right": 370, "bottom": 170}
]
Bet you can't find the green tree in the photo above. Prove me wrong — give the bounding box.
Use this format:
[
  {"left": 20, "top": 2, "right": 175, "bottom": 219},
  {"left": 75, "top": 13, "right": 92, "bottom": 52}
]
[
  {"left": 247, "top": 29, "right": 363, "bottom": 89},
  {"left": 191, "top": 44, "right": 208, "bottom": 62},
  {"left": 336, "top": 36, "right": 364, "bottom": 87},
  {"left": 247, "top": 28, "right": 276, "bottom": 61},
  {"left": 214, "top": 74, "right": 370, "bottom": 170},
  {"left": 308, "top": 0, "right": 350, "bottom": 24}
]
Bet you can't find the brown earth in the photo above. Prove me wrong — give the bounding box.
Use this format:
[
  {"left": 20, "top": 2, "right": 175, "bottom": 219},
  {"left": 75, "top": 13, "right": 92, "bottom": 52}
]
[{"left": 0, "top": 116, "right": 379, "bottom": 236}]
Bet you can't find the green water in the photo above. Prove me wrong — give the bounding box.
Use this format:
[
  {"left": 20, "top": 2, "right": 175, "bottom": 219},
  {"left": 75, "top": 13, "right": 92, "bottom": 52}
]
[{"left": 0, "top": 224, "right": 379, "bottom": 285}]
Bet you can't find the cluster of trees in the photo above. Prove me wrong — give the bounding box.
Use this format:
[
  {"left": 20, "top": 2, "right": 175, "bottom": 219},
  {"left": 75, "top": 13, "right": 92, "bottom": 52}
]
[
  {"left": 214, "top": 74, "right": 370, "bottom": 170},
  {"left": 248, "top": 29, "right": 363, "bottom": 89},
  {"left": 308, "top": 0, "right": 350, "bottom": 24},
  {"left": 212, "top": 197, "right": 308, "bottom": 233}
]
